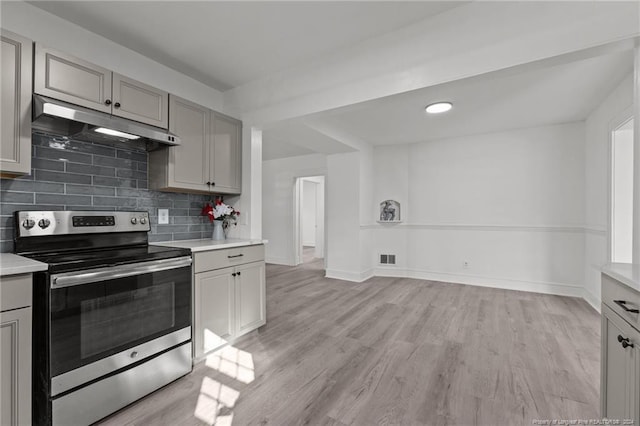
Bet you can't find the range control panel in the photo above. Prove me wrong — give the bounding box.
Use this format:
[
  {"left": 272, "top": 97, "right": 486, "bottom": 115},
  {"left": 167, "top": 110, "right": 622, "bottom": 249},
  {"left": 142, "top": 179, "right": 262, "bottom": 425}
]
[{"left": 15, "top": 211, "right": 151, "bottom": 237}]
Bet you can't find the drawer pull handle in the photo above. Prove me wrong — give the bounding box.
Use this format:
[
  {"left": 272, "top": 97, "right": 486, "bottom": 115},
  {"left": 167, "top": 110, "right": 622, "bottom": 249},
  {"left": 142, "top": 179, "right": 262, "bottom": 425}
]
[
  {"left": 228, "top": 254, "right": 244, "bottom": 259},
  {"left": 614, "top": 300, "right": 640, "bottom": 313},
  {"left": 619, "top": 335, "right": 635, "bottom": 349}
]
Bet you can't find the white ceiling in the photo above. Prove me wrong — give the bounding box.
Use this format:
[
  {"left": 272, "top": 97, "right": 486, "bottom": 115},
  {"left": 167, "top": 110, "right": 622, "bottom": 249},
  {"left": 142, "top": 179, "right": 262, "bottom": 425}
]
[
  {"left": 26, "top": 1, "right": 635, "bottom": 160},
  {"left": 28, "top": 1, "right": 465, "bottom": 91},
  {"left": 260, "top": 49, "right": 633, "bottom": 158}
]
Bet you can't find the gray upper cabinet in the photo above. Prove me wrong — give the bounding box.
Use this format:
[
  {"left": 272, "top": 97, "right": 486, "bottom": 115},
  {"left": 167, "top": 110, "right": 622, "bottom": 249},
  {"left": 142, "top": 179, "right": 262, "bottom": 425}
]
[
  {"left": 34, "top": 44, "right": 168, "bottom": 128},
  {"left": 150, "top": 96, "right": 210, "bottom": 192},
  {"left": 35, "top": 43, "right": 112, "bottom": 113},
  {"left": 112, "top": 73, "right": 168, "bottom": 128},
  {"left": 149, "top": 95, "right": 242, "bottom": 195},
  {"left": 1, "top": 30, "right": 32, "bottom": 177},
  {"left": 211, "top": 113, "right": 242, "bottom": 194}
]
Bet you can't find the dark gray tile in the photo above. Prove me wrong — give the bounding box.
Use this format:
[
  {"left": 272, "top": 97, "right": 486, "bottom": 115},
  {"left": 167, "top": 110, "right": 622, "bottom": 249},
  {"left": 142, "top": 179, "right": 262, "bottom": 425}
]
[
  {"left": 137, "top": 180, "right": 148, "bottom": 189},
  {"left": 173, "top": 200, "right": 191, "bottom": 209},
  {"left": 36, "top": 146, "right": 92, "bottom": 164},
  {"left": 116, "top": 168, "right": 147, "bottom": 180},
  {"left": 0, "top": 191, "right": 34, "bottom": 203},
  {"left": 115, "top": 188, "right": 146, "bottom": 198},
  {"left": 93, "top": 196, "right": 137, "bottom": 208},
  {"left": 0, "top": 180, "right": 65, "bottom": 194},
  {"left": 92, "top": 176, "right": 136, "bottom": 188},
  {"left": 37, "top": 193, "right": 92, "bottom": 206},
  {"left": 138, "top": 198, "right": 172, "bottom": 208},
  {"left": 66, "top": 184, "right": 115, "bottom": 196},
  {"left": 66, "top": 163, "right": 116, "bottom": 177},
  {"left": 117, "top": 150, "right": 147, "bottom": 162},
  {"left": 137, "top": 162, "right": 148, "bottom": 172},
  {"left": 0, "top": 216, "right": 14, "bottom": 227},
  {"left": 67, "top": 141, "right": 115, "bottom": 157},
  {"left": 36, "top": 170, "right": 92, "bottom": 185},
  {"left": 32, "top": 158, "right": 65, "bottom": 171},
  {"left": 188, "top": 224, "right": 207, "bottom": 232},
  {"left": 170, "top": 208, "right": 189, "bottom": 217},
  {"left": 155, "top": 225, "right": 189, "bottom": 233},
  {"left": 1, "top": 227, "right": 14, "bottom": 241},
  {"left": 148, "top": 233, "right": 173, "bottom": 243},
  {"left": 93, "top": 156, "right": 133, "bottom": 168},
  {"left": 0, "top": 240, "right": 13, "bottom": 253},
  {"left": 66, "top": 206, "right": 116, "bottom": 211},
  {"left": 173, "top": 232, "right": 203, "bottom": 241},
  {"left": 1, "top": 203, "right": 63, "bottom": 215}
]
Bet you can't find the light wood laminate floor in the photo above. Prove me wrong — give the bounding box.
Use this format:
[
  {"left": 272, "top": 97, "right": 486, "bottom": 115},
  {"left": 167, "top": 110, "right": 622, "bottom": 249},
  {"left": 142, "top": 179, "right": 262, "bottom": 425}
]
[{"left": 99, "top": 258, "right": 600, "bottom": 426}]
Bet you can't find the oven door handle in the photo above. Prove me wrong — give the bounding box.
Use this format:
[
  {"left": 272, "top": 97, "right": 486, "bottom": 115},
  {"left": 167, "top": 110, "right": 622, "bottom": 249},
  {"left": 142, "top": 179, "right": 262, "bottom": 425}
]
[{"left": 51, "top": 256, "right": 192, "bottom": 288}]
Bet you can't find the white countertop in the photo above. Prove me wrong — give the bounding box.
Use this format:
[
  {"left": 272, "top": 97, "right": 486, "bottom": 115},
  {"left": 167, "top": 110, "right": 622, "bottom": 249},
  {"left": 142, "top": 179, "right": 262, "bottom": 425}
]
[
  {"left": 603, "top": 263, "right": 640, "bottom": 293},
  {"left": 151, "top": 238, "right": 267, "bottom": 253},
  {"left": 0, "top": 253, "right": 48, "bottom": 276}
]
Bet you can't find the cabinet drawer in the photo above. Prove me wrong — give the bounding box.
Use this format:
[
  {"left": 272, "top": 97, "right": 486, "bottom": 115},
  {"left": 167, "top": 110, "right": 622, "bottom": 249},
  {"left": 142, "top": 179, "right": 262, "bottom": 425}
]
[
  {"left": 603, "top": 273, "right": 640, "bottom": 331},
  {"left": 0, "top": 274, "right": 32, "bottom": 311},
  {"left": 194, "top": 245, "right": 264, "bottom": 273}
]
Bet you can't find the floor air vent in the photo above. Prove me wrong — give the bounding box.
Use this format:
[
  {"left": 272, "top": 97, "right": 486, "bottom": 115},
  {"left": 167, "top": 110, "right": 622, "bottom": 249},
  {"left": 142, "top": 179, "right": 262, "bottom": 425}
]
[{"left": 380, "top": 254, "right": 396, "bottom": 265}]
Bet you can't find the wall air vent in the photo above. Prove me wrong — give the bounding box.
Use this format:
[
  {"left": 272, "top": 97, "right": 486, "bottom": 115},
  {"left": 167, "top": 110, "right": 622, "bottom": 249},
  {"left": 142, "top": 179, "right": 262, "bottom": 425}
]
[{"left": 379, "top": 254, "right": 396, "bottom": 265}]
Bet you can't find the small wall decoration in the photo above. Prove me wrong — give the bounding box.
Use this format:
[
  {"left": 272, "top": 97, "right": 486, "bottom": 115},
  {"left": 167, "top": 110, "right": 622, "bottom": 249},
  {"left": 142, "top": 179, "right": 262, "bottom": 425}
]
[{"left": 379, "top": 200, "right": 401, "bottom": 222}]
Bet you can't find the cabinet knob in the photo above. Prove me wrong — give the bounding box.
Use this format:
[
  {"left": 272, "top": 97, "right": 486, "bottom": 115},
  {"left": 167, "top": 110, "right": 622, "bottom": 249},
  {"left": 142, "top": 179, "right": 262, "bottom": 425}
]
[
  {"left": 105, "top": 99, "right": 112, "bottom": 105},
  {"left": 206, "top": 182, "right": 211, "bottom": 186},
  {"left": 114, "top": 102, "right": 121, "bottom": 108},
  {"left": 622, "top": 340, "right": 635, "bottom": 349},
  {"left": 237, "top": 271, "right": 241, "bottom": 276},
  {"left": 232, "top": 272, "right": 237, "bottom": 277},
  {"left": 211, "top": 182, "right": 215, "bottom": 186}
]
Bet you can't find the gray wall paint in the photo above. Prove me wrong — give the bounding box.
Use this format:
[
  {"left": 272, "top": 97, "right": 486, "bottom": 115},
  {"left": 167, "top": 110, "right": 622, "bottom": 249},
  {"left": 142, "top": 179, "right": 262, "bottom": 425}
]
[{"left": 0, "top": 133, "right": 215, "bottom": 252}]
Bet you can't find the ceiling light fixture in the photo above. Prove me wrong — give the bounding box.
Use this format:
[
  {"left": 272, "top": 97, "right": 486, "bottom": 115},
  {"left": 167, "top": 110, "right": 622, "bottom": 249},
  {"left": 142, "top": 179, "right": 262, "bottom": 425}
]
[
  {"left": 425, "top": 102, "right": 453, "bottom": 114},
  {"left": 94, "top": 127, "right": 141, "bottom": 140}
]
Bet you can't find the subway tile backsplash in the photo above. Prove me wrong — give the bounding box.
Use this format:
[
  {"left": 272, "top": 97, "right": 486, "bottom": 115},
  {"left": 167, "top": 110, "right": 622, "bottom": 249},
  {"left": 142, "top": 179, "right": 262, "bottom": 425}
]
[{"left": 0, "top": 133, "right": 214, "bottom": 252}]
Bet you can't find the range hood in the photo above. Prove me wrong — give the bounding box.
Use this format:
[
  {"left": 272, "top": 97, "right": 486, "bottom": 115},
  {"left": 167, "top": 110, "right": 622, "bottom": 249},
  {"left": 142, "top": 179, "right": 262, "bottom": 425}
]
[{"left": 32, "top": 95, "right": 180, "bottom": 150}]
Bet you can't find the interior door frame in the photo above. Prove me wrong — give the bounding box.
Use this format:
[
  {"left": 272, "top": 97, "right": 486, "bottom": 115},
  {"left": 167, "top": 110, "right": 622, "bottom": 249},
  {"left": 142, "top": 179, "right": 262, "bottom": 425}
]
[{"left": 293, "top": 175, "right": 326, "bottom": 267}]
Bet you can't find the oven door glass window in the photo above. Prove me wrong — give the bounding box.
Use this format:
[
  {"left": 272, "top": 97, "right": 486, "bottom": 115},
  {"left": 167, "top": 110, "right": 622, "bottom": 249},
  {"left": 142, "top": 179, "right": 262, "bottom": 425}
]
[{"left": 50, "top": 264, "right": 191, "bottom": 377}]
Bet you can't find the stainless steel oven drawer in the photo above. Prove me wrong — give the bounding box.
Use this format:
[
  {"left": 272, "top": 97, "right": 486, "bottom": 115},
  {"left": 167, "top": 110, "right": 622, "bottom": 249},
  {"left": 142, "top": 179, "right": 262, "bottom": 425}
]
[
  {"left": 52, "top": 341, "right": 192, "bottom": 426},
  {"left": 602, "top": 272, "right": 640, "bottom": 331}
]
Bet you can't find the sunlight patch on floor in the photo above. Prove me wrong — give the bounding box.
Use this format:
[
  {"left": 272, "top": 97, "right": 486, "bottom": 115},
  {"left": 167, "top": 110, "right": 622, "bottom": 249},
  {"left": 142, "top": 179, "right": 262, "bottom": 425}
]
[
  {"left": 205, "top": 344, "right": 255, "bottom": 384},
  {"left": 194, "top": 376, "right": 240, "bottom": 425}
]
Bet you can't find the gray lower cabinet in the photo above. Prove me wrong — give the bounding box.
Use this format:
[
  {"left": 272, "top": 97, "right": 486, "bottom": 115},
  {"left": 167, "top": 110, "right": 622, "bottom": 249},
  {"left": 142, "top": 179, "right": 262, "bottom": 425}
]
[
  {"left": 193, "top": 245, "right": 265, "bottom": 359},
  {"left": 0, "top": 274, "right": 32, "bottom": 426},
  {"left": 34, "top": 44, "right": 168, "bottom": 128},
  {"left": 149, "top": 95, "right": 242, "bottom": 195},
  {"left": 1, "top": 30, "right": 32, "bottom": 177},
  {"left": 601, "top": 273, "right": 640, "bottom": 423}
]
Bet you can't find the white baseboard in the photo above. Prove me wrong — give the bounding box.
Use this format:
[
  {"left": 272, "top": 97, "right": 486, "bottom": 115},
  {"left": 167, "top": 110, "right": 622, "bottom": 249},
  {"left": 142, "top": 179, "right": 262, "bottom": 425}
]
[
  {"left": 265, "top": 256, "right": 295, "bottom": 266},
  {"left": 582, "top": 288, "right": 601, "bottom": 313},
  {"left": 325, "top": 268, "right": 374, "bottom": 282},
  {"left": 373, "top": 267, "right": 584, "bottom": 298}
]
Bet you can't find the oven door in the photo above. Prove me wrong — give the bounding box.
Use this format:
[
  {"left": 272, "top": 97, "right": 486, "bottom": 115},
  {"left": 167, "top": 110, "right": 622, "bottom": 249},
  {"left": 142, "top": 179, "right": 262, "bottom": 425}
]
[{"left": 48, "top": 256, "right": 192, "bottom": 395}]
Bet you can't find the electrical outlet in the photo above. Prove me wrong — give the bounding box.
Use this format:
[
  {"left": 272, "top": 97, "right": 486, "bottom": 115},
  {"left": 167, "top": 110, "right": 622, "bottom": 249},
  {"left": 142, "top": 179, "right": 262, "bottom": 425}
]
[
  {"left": 158, "top": 209, "right": 169, "bottom": 225},
  {"left": 463, "top": 261, "right": 470, "bottom": 269}
]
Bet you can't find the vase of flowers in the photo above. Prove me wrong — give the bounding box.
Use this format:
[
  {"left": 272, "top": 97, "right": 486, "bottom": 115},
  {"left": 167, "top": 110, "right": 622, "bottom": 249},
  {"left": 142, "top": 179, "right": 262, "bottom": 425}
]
[{"left": 202, "top": 199, "right": 240, "bottom": 241}]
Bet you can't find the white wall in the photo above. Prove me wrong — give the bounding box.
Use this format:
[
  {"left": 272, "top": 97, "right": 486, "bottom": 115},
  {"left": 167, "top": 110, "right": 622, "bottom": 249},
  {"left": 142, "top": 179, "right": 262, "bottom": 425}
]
[
  {"left": 612, "top": 123, "right": 634, "bottom": 263},
  {"left": 1, "top": 1, "right": 224, "bottom": 112},
  {"left": 302, "top": 180, "right": 317, "bottom": 246},
  {"left": 369, "top": 122, "right": 587, "bottom": 297},
  {"left": 262, "top": 154, "right": 327, "bottom": 265},
  {"left": 584, "top": 74, "right": 634, "bottom": 306}
]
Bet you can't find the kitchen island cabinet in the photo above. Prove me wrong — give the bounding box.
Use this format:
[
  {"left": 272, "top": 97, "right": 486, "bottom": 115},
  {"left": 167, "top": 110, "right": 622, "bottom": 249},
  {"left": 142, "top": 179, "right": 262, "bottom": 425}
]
[
  {"left": 601, "top": 264, "right": 640, "bottom": 424},
  {"left": 1, "top": 30, "right": 32, "bottom": 177}
]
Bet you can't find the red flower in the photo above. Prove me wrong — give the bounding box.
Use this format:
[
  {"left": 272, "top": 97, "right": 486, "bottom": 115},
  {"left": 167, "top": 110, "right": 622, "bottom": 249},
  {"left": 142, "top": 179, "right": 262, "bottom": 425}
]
[{"left": 201, "top": 203, "right": 214, "bottom": 223}]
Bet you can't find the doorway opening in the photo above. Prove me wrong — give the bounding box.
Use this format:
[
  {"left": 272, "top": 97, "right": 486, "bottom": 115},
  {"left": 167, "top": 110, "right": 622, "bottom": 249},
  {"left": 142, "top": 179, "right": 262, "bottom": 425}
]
[
  {"left": 610, "top": 116, "right": 634, "bottom": 263},
  {"left": 294, "top": 176, "right": 325, "bottom": 268}
]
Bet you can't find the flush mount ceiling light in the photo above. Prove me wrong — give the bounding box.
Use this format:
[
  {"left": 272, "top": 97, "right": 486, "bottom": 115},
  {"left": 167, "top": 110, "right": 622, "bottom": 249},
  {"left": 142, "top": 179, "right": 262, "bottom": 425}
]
[
  {"left": 425, "top": 102, "right": 453, "bottom": 114},
  {"left": 93, "top": 127, "right": 141, "bottom": 140}
]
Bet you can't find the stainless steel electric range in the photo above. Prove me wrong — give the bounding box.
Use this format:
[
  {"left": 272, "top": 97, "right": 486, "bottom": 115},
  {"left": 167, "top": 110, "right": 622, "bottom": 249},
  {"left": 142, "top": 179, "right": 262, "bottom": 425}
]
[{"left": 14, "top": 210, "right": 193, "bottom": 426}]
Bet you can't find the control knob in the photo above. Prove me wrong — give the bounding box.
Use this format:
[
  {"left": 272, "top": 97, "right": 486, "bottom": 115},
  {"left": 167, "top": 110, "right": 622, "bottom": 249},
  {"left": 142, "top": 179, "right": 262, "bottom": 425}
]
[
  {"left": 22, "top": 219, "right": 35, "bottom": 229},
  {"left": 131, "top": 217, "right": 137, "bottom": 224},
  {"left": 140, "top": 217, "right": 147, "bottom": 224},
  {"left": 38, "top": 218, "right": 51, "bottom": 229}
]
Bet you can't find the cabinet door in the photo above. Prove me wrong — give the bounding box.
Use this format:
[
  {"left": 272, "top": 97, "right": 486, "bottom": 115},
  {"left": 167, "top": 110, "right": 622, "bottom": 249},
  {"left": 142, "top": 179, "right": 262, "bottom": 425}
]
[
  {"left": 112, "top": 73, "right": 168, "bottom": 128},
  {"left": 1, "top": 307, "right": 32, "bottom": 426},
  {"left": 194, "top": 267, "right": 235, "bottom": 358},
  {"left": 34, "top": 44, "right": 112, "bottom": 113},
  {"left": 210, "top": 113, "right": 242, "bottom": 194},
  {"left": 602, "top": 305, "right": 638, "bottom": 422},
  {"left": 1, "top": 30, "right": 32, "bottom": 176},
  {"left": 166, "top": 95, "right": 210, "bottom": 192},
  {"left": 235, "top": 261, "right": 266, "bottom": 337}
]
